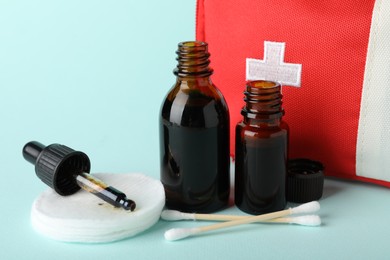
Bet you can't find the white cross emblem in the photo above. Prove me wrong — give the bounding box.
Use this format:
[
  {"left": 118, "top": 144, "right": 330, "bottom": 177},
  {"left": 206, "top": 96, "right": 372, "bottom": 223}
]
[{"left": 246, "top": 41, "right": 302, "bottom": 87}]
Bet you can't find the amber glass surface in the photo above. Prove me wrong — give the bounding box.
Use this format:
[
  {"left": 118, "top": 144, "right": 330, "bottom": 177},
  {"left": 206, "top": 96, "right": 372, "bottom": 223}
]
[
  {"left": 235, "top": 80, "right": 288, "bottom": 215},
  {"left": 159, "top": 42, "right": 230, "bottom": 213}
]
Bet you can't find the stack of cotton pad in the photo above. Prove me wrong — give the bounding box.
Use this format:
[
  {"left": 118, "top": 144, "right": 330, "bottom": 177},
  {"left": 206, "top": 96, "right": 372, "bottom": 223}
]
[{"left": 31, "top": 173, "right": 165, "bottom": 243}]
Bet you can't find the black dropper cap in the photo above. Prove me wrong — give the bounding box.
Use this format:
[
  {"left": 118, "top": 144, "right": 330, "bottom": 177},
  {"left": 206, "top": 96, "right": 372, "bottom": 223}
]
[{"left": 23, "top": 141, "right": 91, "bottom": 196}]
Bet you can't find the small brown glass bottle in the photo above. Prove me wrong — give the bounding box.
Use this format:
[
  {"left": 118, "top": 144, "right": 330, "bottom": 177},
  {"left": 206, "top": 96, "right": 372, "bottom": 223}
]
[
  {"left": 159, "top": 41, "right": 230, "bottom": 213},
  {"left": 235, "top": 80, "right": 288, "bottom": 215}
]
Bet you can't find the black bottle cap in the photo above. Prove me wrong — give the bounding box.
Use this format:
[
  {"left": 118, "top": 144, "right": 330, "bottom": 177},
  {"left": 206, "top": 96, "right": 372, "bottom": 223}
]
[
  {"left": 23, "top": 141, "right": 91, "bottom": 196},
  {"left": 286, "top": 159, "right": 324, "bottom": 203}
]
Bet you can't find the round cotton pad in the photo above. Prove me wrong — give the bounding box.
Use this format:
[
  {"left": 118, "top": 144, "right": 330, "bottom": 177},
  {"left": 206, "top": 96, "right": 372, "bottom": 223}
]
[{"left": 31, "top": 173, "right": 165, "bottom": 243}]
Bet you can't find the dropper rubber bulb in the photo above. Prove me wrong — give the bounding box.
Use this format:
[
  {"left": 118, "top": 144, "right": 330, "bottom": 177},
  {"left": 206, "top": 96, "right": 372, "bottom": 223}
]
[{"left": 23, "top": 141, "right": 136, "bottom": 211}]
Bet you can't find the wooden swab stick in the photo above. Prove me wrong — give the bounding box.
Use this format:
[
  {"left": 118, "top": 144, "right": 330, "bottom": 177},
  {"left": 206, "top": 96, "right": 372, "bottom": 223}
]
[
  {"left": 164, "top": 201, "right": 320, "bottom": 241},
  {"left": 161, "top": 210, "right": 321, "bottom": 226}
]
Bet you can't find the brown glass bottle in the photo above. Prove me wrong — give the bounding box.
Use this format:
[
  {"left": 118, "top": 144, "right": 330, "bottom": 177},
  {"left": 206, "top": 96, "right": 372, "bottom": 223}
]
[
  {"left": 235, "top": 80, "right": 288, "bottom": 215},
  {"left": 159, "top": 41, "right": 230, "bottom": 213}
]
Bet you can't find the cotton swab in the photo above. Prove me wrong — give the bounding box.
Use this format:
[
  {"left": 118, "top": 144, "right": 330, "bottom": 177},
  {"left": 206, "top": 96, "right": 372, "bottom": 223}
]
[
  {"left": 164, "top": 201, "right": 320, "bottom": 241},
  {"left": 161, "top": 210, "right": 321, "bottom": 226},
  {"left": 268, "top": 215, "right": 321, "bottom": 226}
]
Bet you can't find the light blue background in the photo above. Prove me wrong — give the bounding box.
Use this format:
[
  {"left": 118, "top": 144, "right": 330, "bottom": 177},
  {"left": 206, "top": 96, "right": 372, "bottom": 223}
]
[{"left": 1, "top": 1, "right": 390, "bottom": 259}]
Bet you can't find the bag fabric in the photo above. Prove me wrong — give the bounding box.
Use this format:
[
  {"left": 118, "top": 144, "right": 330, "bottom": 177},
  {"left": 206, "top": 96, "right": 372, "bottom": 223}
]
[{"left": 196, "top": 0, "right": 390, "bottom": 187}]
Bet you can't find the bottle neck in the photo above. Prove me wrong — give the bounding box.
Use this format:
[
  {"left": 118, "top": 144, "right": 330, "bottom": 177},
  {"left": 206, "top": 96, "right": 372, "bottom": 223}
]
[
  {"left": 243, "top": 117, "right": 282, "bottom": 127},
  {"left": 174, "top": 41, "right": 213, "bottom": 78},
  {"left": 175, "top": 76, "right": 212, "bottom": 89},
  {"left": 242, "top": 80, "right": 284, "bottom": 126}
]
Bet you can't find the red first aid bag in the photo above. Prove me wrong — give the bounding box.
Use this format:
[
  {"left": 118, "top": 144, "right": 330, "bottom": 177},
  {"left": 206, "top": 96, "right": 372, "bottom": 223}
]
[{"left": 196, "top": 0, "right": 390, "bottom": 187}]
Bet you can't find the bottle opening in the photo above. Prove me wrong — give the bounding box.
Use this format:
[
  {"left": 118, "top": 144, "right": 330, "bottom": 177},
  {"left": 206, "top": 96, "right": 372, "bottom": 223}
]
[
  {"left": 247, "top": 80, "right": 280, "bottom": 88},
  {"left": 179, "top": 41, "right": 207, "bottom": 48},
  {"left": 246, "top": 80, "right": 281, "bottom": 95}
]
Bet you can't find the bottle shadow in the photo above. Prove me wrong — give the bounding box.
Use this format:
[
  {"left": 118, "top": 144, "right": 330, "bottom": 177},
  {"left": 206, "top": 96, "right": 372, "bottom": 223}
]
[{"left": 321, "top": 177, "right": 346, "bottom": 200}]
